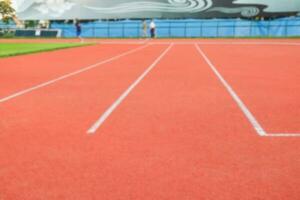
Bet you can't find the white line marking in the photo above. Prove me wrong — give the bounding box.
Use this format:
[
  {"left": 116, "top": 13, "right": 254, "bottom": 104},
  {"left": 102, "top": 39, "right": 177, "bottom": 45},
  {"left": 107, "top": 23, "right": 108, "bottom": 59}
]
[
  {"left": 95, "top": 41, "right": 300, "bottom": 46},
  {"left": 0, "top": 44, "right": 150, "bottom": 104},
  {"left": 265, "top": 133, "right": 300, "bottom": 137},
  {"left": 198, "top": 41, "right": 300, "bottom": 46},
  {"left": 87, "top": 43, "right": 173, "bottom": 134},
  {"left": 195, "top": 44, "right": 300, "bottom": 137},
  {"left": 195, "top": 44, "right": 267, "bottom": 136},
  {"left": 97, "top": 39, "right": 150, "bottom": 45}
]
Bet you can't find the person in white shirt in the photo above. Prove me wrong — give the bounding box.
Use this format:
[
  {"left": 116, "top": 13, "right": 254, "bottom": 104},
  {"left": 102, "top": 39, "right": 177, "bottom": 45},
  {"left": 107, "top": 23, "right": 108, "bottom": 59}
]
[{"left": 149, "top": 20, "right": 156, "bottom": 38}]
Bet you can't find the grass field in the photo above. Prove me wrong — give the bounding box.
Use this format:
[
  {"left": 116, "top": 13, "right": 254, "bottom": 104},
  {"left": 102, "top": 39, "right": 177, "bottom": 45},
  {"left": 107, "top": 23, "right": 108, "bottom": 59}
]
[{"left": 0, "top": 43, "right": 90, "bottom": 57}]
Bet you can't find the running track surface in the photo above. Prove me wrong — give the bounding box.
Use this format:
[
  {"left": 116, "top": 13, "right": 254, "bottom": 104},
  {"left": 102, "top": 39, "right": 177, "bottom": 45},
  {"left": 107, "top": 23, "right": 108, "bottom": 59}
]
[{"left": 0, "top": 39, "right": 300, "bottom": 199}]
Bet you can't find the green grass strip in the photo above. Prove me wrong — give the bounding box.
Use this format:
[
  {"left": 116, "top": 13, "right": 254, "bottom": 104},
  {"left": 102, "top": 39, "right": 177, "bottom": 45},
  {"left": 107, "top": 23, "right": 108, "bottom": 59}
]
[{"left": 0, "top": 43, "right": 92, "bottom": 58}]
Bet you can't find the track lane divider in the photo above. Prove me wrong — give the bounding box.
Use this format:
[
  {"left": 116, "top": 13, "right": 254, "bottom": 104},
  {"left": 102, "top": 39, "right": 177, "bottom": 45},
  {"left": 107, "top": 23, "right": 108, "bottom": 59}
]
[
  {"left": 97, "top": 41, "right": 300, "bottom": 46},
  {"left": 195, "top": 44, "right": 300, "bottom": 137},
  {"left": 87, "top": 43, "right": 174, "bottom": 134},
  {"left": 195, "top": 44, "right": 267, "bottom": 137},
  {"left": 0, "top": 44, "right": 150, "bottom": 104}
]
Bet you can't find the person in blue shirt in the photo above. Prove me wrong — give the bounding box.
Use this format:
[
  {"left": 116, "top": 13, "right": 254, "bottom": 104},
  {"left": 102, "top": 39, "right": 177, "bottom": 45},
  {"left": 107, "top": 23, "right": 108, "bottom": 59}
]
[
  {"left": 75, "top": 19, "right": 84, "bottom": 42},
  {"left": 75, "top": 19, "right": 82, "bottom": 38}
]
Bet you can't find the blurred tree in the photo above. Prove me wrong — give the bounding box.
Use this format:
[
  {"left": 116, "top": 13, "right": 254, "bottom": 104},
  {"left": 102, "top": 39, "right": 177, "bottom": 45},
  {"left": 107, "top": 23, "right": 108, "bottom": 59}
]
[{"left": 0, "top": 0, "right": 15, "bottom": 24}]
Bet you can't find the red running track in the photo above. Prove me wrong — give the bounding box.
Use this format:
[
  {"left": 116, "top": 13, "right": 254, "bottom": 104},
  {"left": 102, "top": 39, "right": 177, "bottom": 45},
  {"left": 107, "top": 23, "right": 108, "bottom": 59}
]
[
  {"left": 0, "top": 40, "right": 300, "bottom": 199},
  {"left": 0, "top": 44, "right": 143, "bottom": 98},
  {"left": 200, "top": 44, "right": 300, "bottom": 133}
]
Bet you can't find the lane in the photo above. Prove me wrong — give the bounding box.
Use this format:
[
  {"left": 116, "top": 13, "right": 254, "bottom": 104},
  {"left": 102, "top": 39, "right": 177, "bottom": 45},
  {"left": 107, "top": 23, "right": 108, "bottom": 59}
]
[
  {"left": 0, "top": 45, "right": 149, "bottom": 104},
  {"left": 195, "top": 44, "right": 266, "bottom": 136},
  {"left": 0, "top": 44, "right": 168, "bottom": 199},
  {"left": 87, "top": 44, "right": 173, "bottom": 134},
  {"left": 200, "top": 44, "right": 300, "bottom": 134},
  {"left": 0, "top": 43, "right": 143, "bottom": 98},
  {"left": 84, "top": 44, "right": 300, "bottom": 199}
]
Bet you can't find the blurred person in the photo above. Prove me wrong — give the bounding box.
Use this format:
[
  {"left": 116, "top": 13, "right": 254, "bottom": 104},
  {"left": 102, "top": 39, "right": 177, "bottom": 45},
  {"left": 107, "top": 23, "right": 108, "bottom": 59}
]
[
  {"left": 142, "top": 19, "right": 148, "bottom": 38},
  {"left": 75, "top": 19, "right": 83, "bottom": 42},
  {"left": 149, "top": 19, "right": 156, "bottom": 38}
]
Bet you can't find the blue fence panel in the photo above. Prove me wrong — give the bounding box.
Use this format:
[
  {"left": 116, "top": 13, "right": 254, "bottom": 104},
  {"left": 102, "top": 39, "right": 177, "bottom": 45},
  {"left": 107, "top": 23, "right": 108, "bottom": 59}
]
[
  {"left": 94, "top": 28, "right": 108, "bottom": 37},
  {"left": 234, "top": 20, "right": 251, "bottom": 37},
  {"left": 124, "top": 22, "right": 140, "bottom": 37},
  {"left": 286, "top": 18, "right": 300, "bottom": 36},
  {"left": 218, "top": 20, "right": 235, "bottom": 37},
  {"left": 201, "top": 21, "right": 218, "bottom": 37},
  {"left": 185, "top": 21, "right": 201, "bottom": 37},
  {"left": 155, "top": 21, "right": 168, "bottom": 37},
  {"left": 82, "top": 27, "right": 94, "bottom": 38},
  {"left": 156, "top": 21, "right": 169, "bottom": 37},
  {"left": 251, "top": 21, "right": 269, "bottom": 37},
  {"left": 94, "top": 22, "right": 109, "bottom": 37},
  {"left": 63, "top": 27, "right": 77, "bottom": 37},
  {"left": 49, "top": 17, "right": 300, "bottom": 38},
  {"left": 170, "top": 21, "right": 186, "bottom": 37},
  {"left": 269, "top": 20, "right": 286, "bottom": 36}
]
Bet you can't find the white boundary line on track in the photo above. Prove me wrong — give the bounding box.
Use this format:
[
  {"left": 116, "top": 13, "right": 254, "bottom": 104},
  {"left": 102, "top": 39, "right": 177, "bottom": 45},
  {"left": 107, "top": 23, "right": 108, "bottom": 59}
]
[
  {"left": 87, "top": 43, "right": 173, "bottom": 134},
  {"left": 96, "top": 41, "right": 300, "bottom": 46},
  {"left": 195, "top": 44, "right": 266, "bottom": 137},
  {"left": 97, "top": 38, "right": 151, "bottom": 45},
  {"left": 265, "top": 133, "right": 300, "bottom": 137},
  {"left": 0, "top": 44, "right": 150, "bottom": 104},
  {"left": 195, "top": 44, "right": 300, "bottom": 137},
  {"left": 199, "top": 41, "right": 300, "bottom": 46}
]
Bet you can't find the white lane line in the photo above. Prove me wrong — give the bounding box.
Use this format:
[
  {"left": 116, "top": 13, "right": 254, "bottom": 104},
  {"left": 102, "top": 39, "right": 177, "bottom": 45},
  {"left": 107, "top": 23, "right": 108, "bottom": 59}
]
[
  {"left": 96, "top": 41, "right": 300, "bottom": 46},
  {"left": 265, "top": 133, "right": 300, "bottom": 137},
  {"left": 195, "top": 44, "right": 300, "bottom": 137},
  {"left": 87, "top": 43, "right": 173, "bottom": 134},
  {"left": 198, "top": 42, "right": 300, "bottom": 46},
  {"left": 97, "top": 39, "right": 150, "bottom": 45},
  {"left": 97, "top": 41, "right": 146, "bottom": 45},
  {"left": 195, "top": 44, "right": 267, "bottom": 136},
  {"left": 0, "top": 44, "right": 150, "bottom": 104}
]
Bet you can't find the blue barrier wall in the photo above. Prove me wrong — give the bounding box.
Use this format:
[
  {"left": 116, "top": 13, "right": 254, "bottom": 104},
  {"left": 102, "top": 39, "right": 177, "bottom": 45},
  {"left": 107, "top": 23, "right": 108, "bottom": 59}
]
[
  {"left": 2, "top": 17, "right": 299, "bottom": 38},
  {"left": 50, "top": 17, "right": 300, "bottom": 38}
]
